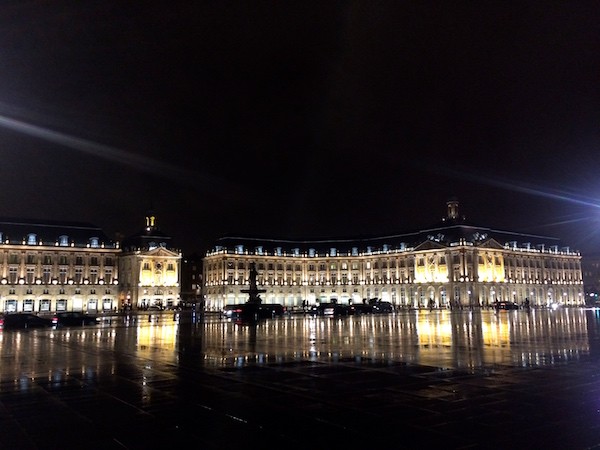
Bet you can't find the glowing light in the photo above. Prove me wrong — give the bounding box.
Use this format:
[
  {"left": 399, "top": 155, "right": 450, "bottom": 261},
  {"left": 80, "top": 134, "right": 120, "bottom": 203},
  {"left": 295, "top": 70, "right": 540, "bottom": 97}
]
[{"left": 0, "top": 114, "right": 237, "bottom": 193}]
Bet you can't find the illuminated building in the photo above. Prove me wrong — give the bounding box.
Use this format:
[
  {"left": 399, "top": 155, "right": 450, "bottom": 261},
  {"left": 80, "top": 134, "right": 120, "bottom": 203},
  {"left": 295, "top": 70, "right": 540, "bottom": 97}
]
[
  {"left": 202, "top": 200, "right": 584, "bottom": 311},
  {"left": 0, "top": 212, "right": 181, "bottom": 313},
  {"left": 119, "top": 211, "right": 181, "bottom": 310}
]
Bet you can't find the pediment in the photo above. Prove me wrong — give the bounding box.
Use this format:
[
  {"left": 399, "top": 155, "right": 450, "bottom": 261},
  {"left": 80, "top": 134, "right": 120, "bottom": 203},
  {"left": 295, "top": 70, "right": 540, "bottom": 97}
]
[
  {"left": 143, "top": 247, "right": 180, "bottom": 258},
  {"left": 414, "top": 240, "right": 448, "bottom": 251},
  {"left": 476, "top": 238, "right": 504, "bottom": 250}
]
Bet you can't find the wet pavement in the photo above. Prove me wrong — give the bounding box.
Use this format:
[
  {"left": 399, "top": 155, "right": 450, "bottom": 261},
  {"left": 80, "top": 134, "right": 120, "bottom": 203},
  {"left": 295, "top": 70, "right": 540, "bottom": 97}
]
[{"left": 1, "top": 308, "right": 600, "bottom": 449}]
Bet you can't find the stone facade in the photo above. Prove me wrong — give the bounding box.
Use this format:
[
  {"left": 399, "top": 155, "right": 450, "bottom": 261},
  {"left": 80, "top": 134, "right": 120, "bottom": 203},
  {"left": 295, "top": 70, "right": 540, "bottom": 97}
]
[
  {"left": 203, "top": 201, "right": 584, "bottom": 311},
  {"left": 0, "top": 213, "right": 181, "bottom": 314}
]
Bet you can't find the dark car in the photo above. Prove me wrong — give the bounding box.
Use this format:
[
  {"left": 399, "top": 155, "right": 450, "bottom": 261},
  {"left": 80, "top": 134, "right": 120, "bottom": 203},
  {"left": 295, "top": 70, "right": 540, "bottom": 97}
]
[
  {"left": 372, "top": 301, "right": 394, "bottom": 313},
  {"left": 222, "top": 304, "right": 246, "bottom": 319},
  {"left": 315, "top": 303, "right": 352, "bottom": 316},
  {"left": 52, "top": 312, "right": 100, "bottom": 326},
  {"left": 258, "top": 303, "right": 285, "bottom": 318},
  {"left": 352, "top": 303, "right": 374, "bottom": 314},
  {"left": 0, "top": 313, "right": 54, "bottom": 330},
  {"left": 495, "top": 301, "right": 519, "bottom": 310}
]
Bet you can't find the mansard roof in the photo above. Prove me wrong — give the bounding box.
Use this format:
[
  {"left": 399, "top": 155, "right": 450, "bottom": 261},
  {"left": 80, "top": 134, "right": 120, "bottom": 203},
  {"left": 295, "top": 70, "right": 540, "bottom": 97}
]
[
  {"left": 121, "top": 211, "right": 176, "bottom": 253},
  {"left": 210, "top": 210, "right": 567, "bottom": 256},
  {"left": 0, "top": 217, "right": 116, "bottom": 248},
  {"left": 121, "top": 227, "right": 174, "bottom": 252}
]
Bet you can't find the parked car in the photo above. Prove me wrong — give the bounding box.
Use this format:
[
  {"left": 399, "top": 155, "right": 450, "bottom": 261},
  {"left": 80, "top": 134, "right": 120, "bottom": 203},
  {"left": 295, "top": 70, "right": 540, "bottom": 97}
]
[
  {"left": 495, "top": 301, "right": 519, "bottom": 310},
  {"left": 0, "top": 313, "right": 54, "bottom": 330},
  {"left": 258, "top": 303, "right": 285, "bottom": 318},
  {"left": 315, "top": 303, "right": 352, "bottom": 316},
  {"left": 222, "top": 304, "right": 245, "bottom": 319},
  {"left": 52, "top": 312, "right": 100, "bottom": 326},
  {"left": 352, "top": 303, "right": 374, "bottom": 314},
  {"left": 371, "top": 301, "right": 394, "bottom": 313}
]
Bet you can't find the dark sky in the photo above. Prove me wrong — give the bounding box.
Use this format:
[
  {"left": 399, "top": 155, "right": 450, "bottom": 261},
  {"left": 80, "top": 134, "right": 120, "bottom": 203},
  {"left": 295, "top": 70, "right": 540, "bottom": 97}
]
[{"left": 0, "top": 1, "right": 598, "bottom": 256}]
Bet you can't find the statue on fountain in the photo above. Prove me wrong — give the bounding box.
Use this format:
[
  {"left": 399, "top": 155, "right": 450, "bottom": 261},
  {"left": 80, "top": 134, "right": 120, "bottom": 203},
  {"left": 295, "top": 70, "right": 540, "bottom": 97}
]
[{"left": 241, "top": 262, "right": 266, "bottom": 305}]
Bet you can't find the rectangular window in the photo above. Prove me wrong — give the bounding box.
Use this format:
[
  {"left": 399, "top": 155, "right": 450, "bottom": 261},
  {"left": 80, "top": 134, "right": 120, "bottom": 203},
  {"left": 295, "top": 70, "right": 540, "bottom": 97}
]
[
  {"left": 104, "top": 268, "right": 112, "bottom": 284},
  {"left": 90, "top": 268, "right": 98, "bottom": 284},
  {"left": 9, "top": 267, "right": 18, "bottom": 284},
  {"left": 43, "top": 267, "right": 51, "bottom": 284},
  {"left": 26, "top": 267, "right": 35, "bottom": 284}
]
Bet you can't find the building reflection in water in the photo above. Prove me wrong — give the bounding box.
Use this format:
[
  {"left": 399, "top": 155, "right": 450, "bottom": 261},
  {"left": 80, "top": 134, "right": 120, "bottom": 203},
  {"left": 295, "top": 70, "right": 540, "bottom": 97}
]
[
  {"left": 198, "top": 309, "right": 595, "bottom": 370},
  {"left": 1, "top": 309, "right": 599, "bottom": 392}
]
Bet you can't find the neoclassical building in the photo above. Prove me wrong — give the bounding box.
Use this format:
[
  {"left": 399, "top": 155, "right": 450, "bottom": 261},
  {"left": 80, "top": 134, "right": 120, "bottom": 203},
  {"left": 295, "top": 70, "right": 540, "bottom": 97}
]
[
  {"left": 120, "top": 212, "right": 182, "bottom": 310},
  {"left": 0, "top": 212, "right": 181, "bottom": 314},
  {"left": 202, "top": 200, "right": 584, "bottom": 310}
]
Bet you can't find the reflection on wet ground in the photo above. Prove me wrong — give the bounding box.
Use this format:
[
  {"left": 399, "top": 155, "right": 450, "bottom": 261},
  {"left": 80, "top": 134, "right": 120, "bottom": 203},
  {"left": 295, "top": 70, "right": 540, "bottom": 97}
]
[{"left": 1, "top": 308, "right": 600, "bottom": 449}]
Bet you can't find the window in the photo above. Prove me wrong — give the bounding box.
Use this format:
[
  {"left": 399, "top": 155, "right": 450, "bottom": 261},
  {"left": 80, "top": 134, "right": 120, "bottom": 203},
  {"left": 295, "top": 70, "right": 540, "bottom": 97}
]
[
  {"left": 167, "top": 263, "right": 174, "bottom": 271},
  {"left": 90, "top": 268, "right": 98, "bottom": 284},
  {"left": 143, "top": 262, "right": 150, "bottom": 270},
  {"left": 8, "top": 267, "right": 17, "bottom": 284},
  {"left": 27, "top": 233, "right": 37, "bottom": 245},
  {"left": 26, "top": 254, "right": 36, "bottom": 264},
  {"left": 75, "top": 257, "right": 83, "bottom": 266},
  {"left": 59, "top": 255, "right": 68, "bottom": 265},
  {"left": 89, "top": 237, "right": 99, "bottom": 248},
  {"left": 105, "top": 257, "right": 113, "bottom": 266},
  {"left": 59, "top": 235, "right": 69, "bottom": 246},
  {"left": 90, "top": 257, "right": 99, "bottom": 266}
]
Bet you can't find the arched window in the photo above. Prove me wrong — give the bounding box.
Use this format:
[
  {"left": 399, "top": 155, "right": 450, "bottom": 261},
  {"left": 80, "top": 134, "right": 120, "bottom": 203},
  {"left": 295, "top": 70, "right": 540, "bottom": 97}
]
[
  {"left": 59, "top": 235, "right": 69, "bottom": 246},
  {"left": 27, "top": 233, "right": 37, "bottom": 245},
  {"left": 89, "top": 237, "right": 99, "bottom": 248}
]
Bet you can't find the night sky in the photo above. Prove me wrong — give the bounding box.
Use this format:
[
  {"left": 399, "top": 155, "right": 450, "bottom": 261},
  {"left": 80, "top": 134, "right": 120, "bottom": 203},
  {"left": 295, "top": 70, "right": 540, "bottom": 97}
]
[{"left": 0, "top": 2, "right": 598, "bottom": 256}]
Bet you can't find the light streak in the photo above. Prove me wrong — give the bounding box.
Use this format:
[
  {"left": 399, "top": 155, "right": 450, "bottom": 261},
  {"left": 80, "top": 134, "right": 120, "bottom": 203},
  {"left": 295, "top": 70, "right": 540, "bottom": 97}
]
[{"left": 0, "top": 114, "right": 237, "bottom": 193}]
